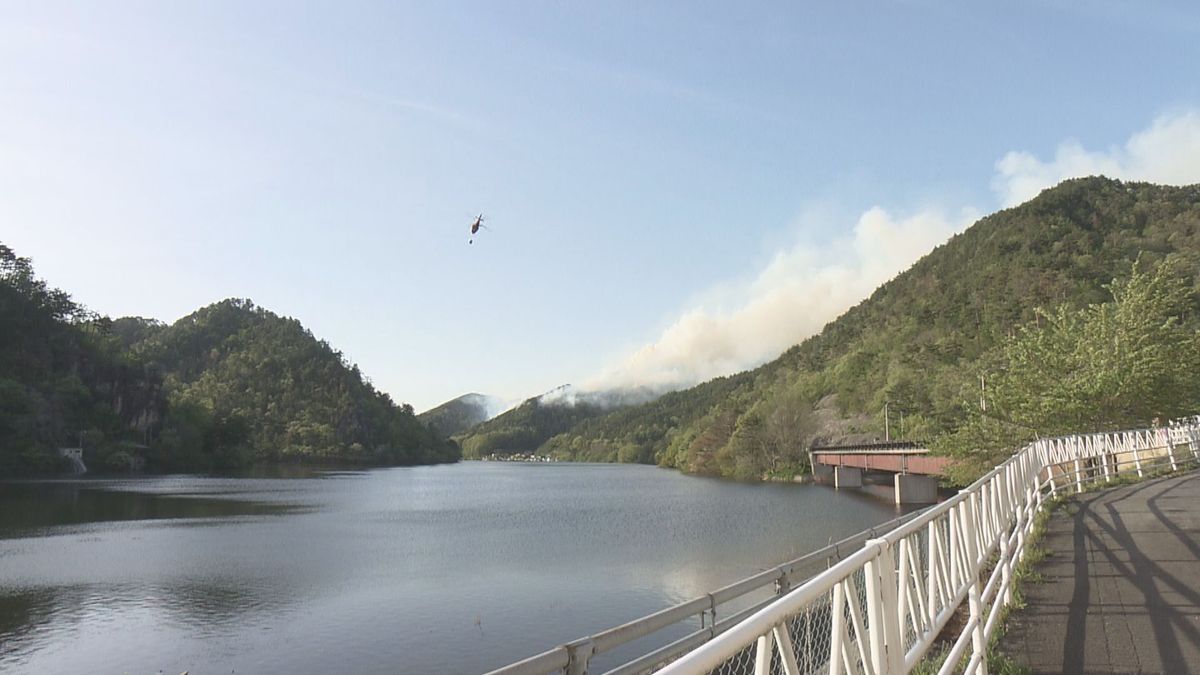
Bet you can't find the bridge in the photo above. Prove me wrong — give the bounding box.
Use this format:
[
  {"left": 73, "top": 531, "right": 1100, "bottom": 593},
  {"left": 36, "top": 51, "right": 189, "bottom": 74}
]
[
  {"left": 487, "top": 419, "right": 1200, "bottom": 675},
  {"left": 810, "top": 442, "right": 953, "bottom": 504}
]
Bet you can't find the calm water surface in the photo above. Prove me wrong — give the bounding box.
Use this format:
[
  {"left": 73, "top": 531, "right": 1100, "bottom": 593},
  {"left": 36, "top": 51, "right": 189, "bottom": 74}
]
[{"left": 0, "top": 463, "right": 908, "bottom": 674}]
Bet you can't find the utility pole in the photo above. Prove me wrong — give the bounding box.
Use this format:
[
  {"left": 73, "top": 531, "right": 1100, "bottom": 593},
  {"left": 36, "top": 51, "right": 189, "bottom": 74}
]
[
  {"left": 980, "top": 374, "right": 987, "bottom": 412},
  {"left": 884, "top": 401, "right": 890, "bottom": 442}
]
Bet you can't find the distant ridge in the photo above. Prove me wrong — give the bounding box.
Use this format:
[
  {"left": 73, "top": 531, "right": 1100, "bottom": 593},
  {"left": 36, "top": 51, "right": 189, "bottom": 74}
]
[{"left": 419, "top": 392, "right": 504, "bottom": 436}]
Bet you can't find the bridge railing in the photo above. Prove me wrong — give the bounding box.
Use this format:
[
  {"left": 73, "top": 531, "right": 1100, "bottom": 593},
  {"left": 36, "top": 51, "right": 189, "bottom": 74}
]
[
  {"left": 486, "top": 419, "right": 1200, "bottom": 675},
  {"left": 655, "top": 418, "right": 1200, "bottom": 675},
  {"left": 486, "top": 509, "right": 933, "bottom": 675}
]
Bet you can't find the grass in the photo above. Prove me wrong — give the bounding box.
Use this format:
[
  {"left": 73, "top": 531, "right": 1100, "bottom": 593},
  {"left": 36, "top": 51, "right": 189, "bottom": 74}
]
[
  {"left": 909, "top": 499, "right": 1055, "bottom": 675},
  {"left": 978, "top": 498, "right": 1056, "bottom": 675}
]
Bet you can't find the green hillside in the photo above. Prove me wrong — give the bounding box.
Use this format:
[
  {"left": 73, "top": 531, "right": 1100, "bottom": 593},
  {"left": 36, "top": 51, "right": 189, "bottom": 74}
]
[
  {"left": 456, "top": 391, "right": 609, "bottom": 458},
  {"left": 0, "top": 245, "right": 459, "bottom": 474},
  {"left": 418, "top": 393, "right": 500, "bottom": 437},
  {"left": 460, "top": 177, "right": 1200, "bottom": 478},
  {"left": 536, "top": 373, "right": 754, "bottom": 463},
  {"left": 0, "top": 244, "right": 165, "bottom": 475},
  {"left": 129, "top": 299, "right": 460, "bottom": 468}
]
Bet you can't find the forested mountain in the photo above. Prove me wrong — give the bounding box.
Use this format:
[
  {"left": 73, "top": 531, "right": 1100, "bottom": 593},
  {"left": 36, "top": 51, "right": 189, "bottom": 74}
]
[
  {"left": 129, "top": 299, "right": 459, "bottom": 468},
  {"left": 0, "top": 244, "right": 165, "bottom": 475},
  {"left": 536, "top": 373, "right": 754, "bottom": 463},
  {"left": 455, "top": 384, "right": 667, "bottom": 458},
  {"left": 0, "top": 246, "right": 458, "bottom": 475},
  {"left": 456, "top": 392, "right": 609, "bottom": 458},
  {"left": 459, "top": 177, "right": 1200, "bottom": 478},
  {"left": 418, "top": 393, "right": 503, "bottom": 436},
  {"left": 10, "top": 177, "right": 1196, "bottom": 479}
]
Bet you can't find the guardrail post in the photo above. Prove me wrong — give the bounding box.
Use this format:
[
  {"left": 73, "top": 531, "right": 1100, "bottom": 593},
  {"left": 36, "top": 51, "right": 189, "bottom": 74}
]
[
  {"left": 864, "top": 547, "right": 885, "bottom": 673},
  {"left": 753, "top": 631, "right": 773, "bottom": 675},
  {"left": 926, "top": 520, "right": 940, "bottom": 628},
  {"left": 1007, "top": 464, "right": 1018, "bottom": 529},
  {"left": 1167, "top": 436, "right": 1178, "bottom": 471},
  {"left": 966, "top": 491, "right": 989, "bottom": 675},
  {"left": 948, "top": 503, "right": 961, "bottom": 590},
  {"left": 772, "top": 622, "right": 802, "bottom": 675},
  {"left": 999, "top": 511, "right": 1013, "bottom": 606},
  {"left": 565, "top": 638, "right": 594, "bottom": 675},
  {"left": 896, "top": 537, "right": 912, "bottom": 640},
  {"left": 1132, "top": 433, "right": 1144, "bottom": 477},
  {"left": 829, "top": 581, "right": 846, "bottom": 675},
  {"left": 864, "top": 539, "right": 903, "bottom": 673},
  {"left": 1111, "top": 434, "right": 1124, "bottom": 476},
  {"left": 968, "top": 584, "right": 988, "bottom": 675},
  {"left": 1016, "top": 485, "right": 1030, "bottom": 563},
  {"left": 775, "top": 567, "right": 791, "bottom": 596}
]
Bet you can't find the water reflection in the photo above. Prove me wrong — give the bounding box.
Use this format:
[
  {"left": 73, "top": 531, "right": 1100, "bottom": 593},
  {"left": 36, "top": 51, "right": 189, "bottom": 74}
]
[
  {"left": 0, "top": 464, "right": 911, "bottom": 674},
  {"left": 217, "top": 464, "right": 370, "bottom": 479},
  {"left": 155, "top": 577, "right": 294, "bottom": 631},
  {"left": 0, "top": 589, "right": 57, "bottom": 663},
  {"left": 0, "top": 481, "right": 297, "bottom": 538}
]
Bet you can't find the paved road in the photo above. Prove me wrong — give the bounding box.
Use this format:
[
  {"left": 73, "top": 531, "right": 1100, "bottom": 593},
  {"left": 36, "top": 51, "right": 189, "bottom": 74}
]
[{"left": 1002, "top": 471, "right": 1200, "bottom": 674}]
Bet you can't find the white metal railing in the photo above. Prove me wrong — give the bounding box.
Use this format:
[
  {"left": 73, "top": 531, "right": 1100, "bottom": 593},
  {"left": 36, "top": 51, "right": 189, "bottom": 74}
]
[
  {"left": 486, "top": 509, "right": 932, "bottom": 675},
  {"left": 656, "top": 418, "right": 1200, "bottom": 675},
  {"left": 485, "top": 418, "right": 1200, "bottom": 675}
]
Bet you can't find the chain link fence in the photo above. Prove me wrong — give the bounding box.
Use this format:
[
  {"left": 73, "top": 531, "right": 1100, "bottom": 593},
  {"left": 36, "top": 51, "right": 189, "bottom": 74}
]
[
  {"left": 488, "top": 419, "right": 1200, "bottom": 675},
  {"left": 656, "top": 420, "right": 1200, "bottom": 675}
]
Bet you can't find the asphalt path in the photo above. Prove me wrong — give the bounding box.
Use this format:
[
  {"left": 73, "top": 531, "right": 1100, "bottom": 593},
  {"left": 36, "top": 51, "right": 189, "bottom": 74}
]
[{"left": 1002, "top": 471, "right": 1200, "bottom": 674}]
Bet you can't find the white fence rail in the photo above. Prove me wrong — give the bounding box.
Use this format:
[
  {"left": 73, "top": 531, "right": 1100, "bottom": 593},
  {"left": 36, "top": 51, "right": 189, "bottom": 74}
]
[
  {"left": 487, "top": 418, "right": 1200, "bottom": 675},
  {"left": 658, "top": 419, "right": 1200, "bottom": 675},
  {"left": 487, "top": 510, "right": 932, "bottom": 675}
]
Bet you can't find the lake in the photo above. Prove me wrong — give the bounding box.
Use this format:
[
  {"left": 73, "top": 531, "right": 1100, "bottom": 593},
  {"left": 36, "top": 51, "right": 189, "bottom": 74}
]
[{"left": 0, "top": 462, "right": 909, "bottom": 674}]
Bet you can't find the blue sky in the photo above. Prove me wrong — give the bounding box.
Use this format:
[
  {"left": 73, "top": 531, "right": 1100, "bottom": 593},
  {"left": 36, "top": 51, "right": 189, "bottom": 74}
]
[{"left": 4, "top": 2, "right": 1200, "bottom": 411}]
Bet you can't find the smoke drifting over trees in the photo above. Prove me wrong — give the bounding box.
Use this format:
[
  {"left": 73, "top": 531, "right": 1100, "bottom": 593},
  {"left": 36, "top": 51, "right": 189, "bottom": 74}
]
[{"left": 587, "top": 111, "right": 1200, "bottom": 398}]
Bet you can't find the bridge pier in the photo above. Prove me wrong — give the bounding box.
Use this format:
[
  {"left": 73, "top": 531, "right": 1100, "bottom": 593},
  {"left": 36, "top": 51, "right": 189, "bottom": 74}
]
[
  {"left": 894, "top": 473, "right": 938, "bottom": 505},
  {"left": 812, "top": 462, "right": 834, "bottom": 485},
  {"left": 833, "top": 466, "right": 862, "bottom": 488}
]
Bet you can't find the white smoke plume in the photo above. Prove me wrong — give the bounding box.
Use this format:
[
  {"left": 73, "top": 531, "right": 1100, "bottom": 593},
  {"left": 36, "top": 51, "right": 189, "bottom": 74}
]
[
  {"left": 536, "top": 383, "right": 662, "bottom": 409},
  {"left": 581, "top": 109, "right": 1200, "bottom": 401},
  {"left": 461, "top": 393, "right": 510, "bottom": 421},
  {"left": 585, "top": 206, "right": 978, "bottom": 392},
  {"left": 994, "top": 110, "right": 1200, "bottom": 207}
]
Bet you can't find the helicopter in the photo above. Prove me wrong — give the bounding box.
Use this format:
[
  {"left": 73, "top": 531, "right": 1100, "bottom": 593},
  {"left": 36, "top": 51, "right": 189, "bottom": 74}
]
[{"left": 468, "top": 213, "right": 488, "bottom": 244}]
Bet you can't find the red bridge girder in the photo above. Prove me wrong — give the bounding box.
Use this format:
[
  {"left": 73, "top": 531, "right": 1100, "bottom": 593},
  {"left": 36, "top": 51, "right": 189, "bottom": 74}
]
[{"left": 811, "top": 451, "right": 952, "bottom": 476}]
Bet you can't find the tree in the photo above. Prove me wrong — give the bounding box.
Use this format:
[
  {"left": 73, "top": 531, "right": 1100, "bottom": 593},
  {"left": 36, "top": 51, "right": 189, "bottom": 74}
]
[
  {"left": 756, "top": 385, "right": 817, "bottom": 475},
  {"left": 937, "top": 255, "right": 1200, "bottom": 482},
  {"left": 998, "top": 255, "right": 1200, "bottom": 433}
]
